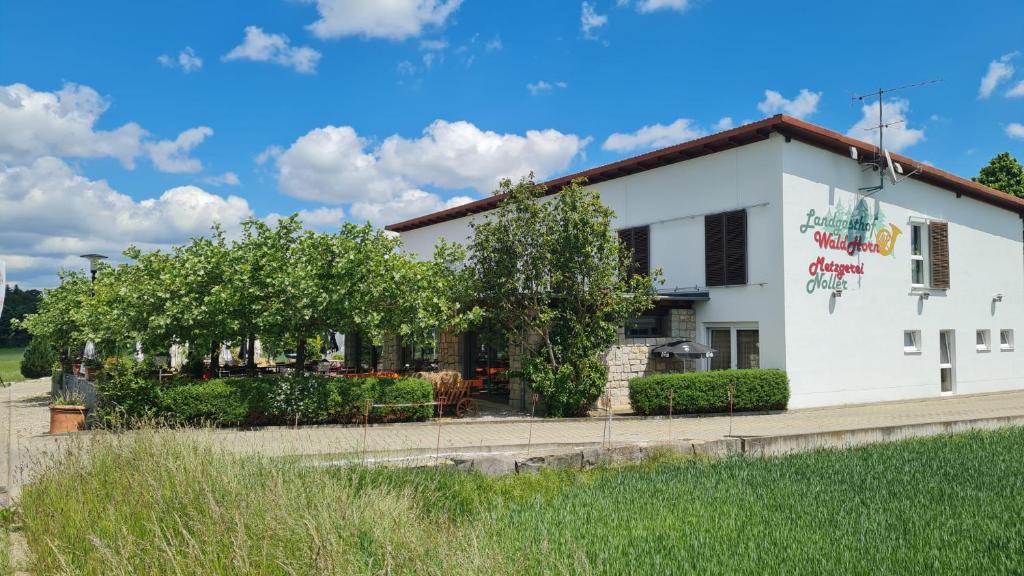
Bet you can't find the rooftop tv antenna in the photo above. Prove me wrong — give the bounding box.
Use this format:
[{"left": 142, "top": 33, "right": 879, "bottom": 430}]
[{"left": 852, "top": 79, "right": 941, "bottom": 194}]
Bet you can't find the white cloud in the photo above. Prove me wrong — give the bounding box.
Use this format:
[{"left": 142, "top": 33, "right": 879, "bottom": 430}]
[
  {"left": 757, "top": 89, "right": 821, "bottom": 119},
  {"left": 203, "top": 172, "right": 241, "bottom": 186},
  {"left": 1007, "top": 123, "right": 1024, "bottom": 140},
  {"left": 272, "top": 120, "right": 588, "bottom": 205},
  {"left": 621, "top": 0, "right": 691, "bottom": 13},
  {"left": 0, "top": 157, "right": 253, "bottom": 287},
  {"left": 602, "top": 118, "right": 704, "bottom": 152},
  {"left": 145, "top": 126, "right": 213, "bottom": 173},
  {"left": 581, "top": 2, "right": 608, "bottom": 39},
  {"left": 485, "top": 36, "right": 503, "bottom": 51},
  {"left": 979, "top": 52, "right": 1018, "bottom": 99},
  {"left": 276, "top": 125, "right": 406, "bottom": 204},
  {"left": 713, "top": 117, "right": 735, "bottom": 131},
  {"left": 527, "top": 80, "right": 568, "bottom": 95},
  {"left": 1007, "top": 80, "right": 1024, "bottom": 98},
  {"left": 255, "top": 145, "right": 283, "bottom": 165},
  {"left": 846, "top": 98, "right": 925, "bottom": 152},
  {"left": 378, "top": 120, "right": 589, "bottom": 193},
  {"left": 0, "top": 83, "right": 146, "bottom": 168},
  {"left": 223, "top": 26, "right": 321, "bottom": 74},
  {"left": 158, "top": 47, "right": 203, "bottom": 73},
  {"left": 350, "top": 189, "right": 472, "bottom": 224},
  {"left": 306, "top": 0, "right": 462, "bottom": 40},
  {"left": 265, "top": 206, "right": 347, "bottom": 231}
]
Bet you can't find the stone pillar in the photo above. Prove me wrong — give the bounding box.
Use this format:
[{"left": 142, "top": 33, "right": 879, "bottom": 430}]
[
  {"left": 379, "top": 336, "right": 401, "bottom": 372},
  {"left": 437, "top": 330, "right": 461, "bottom": 372},
  {"left": 508, "top": 331, "right": 542, "bottom": 412},
  {"left": 602, "top": 308, "right": 697, "bottom": 410}
]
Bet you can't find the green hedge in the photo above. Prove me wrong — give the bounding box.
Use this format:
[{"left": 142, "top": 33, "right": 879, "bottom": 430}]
[
  {"left": 161, "top": 380, "right": 248, "bottom": 426},
  {"left": 629, "top": 369, "right": 789, "bottom": 416},
  {"left": 153, "top": 375, "right": 434, "bottom": 427}
]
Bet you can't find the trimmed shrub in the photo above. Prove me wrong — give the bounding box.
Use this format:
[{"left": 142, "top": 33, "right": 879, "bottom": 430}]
[
  {"left": 94, "top": 360, "right": 163, "bottom": 426},
  {"left": 371, "top": 377, "right": 434, "bottom": 422},
  {"left": 161, "top": 380, "right": 247, "bottom": 426},
  {"left": 629, "top": 369, "right": 789, "bottom": 415},
  {"left": 20, "top": 337, "right": 55, "bottom": 379}
]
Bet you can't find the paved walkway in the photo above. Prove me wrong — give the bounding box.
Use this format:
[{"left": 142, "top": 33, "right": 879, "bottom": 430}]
[{"left": 6, "top": 379, "right": 1024, "bottom": 496}]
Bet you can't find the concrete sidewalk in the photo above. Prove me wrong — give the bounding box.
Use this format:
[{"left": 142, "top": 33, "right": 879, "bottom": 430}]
[
  {"left": 169, "top": 388, "right": 1024, "bottom": 459},
  {"left": 7, "top": 383, "right": 1024, "bottom": 494}
]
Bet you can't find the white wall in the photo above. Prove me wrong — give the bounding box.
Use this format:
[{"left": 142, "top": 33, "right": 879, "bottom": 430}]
[
  {"left": 399, "top": 136, "right": 789, "bottom": 375},
  {"left": 588, "top": 136, "right": 787, "bottom": 374},
  {"left": 781, "top": 140, "right": 1024, "bottom": 408}
]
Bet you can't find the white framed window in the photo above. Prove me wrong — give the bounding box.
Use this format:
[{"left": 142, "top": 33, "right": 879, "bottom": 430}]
[
  {"left": 939, "top": 330, "right": 955, "bottom": 394},
  {"left": 910, "top": 222, "right": 927, "bottom": 287},
  {"left": 704, "top": 324, "right": 759, "bottom": 370},
  {"left": 903, "top": 330, "right": 921, "bottom": 354},
  {"left": 1001, "top": 329, "right": 1015, "bottom": 351},
  {"left": 976, "top": 329, "right": 991, "bottom": 352}
]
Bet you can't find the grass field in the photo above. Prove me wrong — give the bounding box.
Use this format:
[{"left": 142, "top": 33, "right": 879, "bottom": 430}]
[
  {"left": 0, "top": 347, "right": 25, "bottom": 383},
  {"left": 15, "top": 427, "right": 1024, "bottom": 575}
]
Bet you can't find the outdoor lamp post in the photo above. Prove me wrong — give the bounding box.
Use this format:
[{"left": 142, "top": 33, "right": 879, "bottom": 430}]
[{"left": 80, "top": 253, "right": 108, "bottom": 283}]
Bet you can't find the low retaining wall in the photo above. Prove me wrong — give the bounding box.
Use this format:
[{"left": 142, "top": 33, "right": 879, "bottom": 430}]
[{"left": 435, "top": 415, "right": 1024, "bottom": 476}]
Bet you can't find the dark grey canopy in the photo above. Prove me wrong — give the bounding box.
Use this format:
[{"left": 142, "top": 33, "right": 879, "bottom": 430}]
[{"left": 650, "top": 340, "right": 716, "bottom": 359}]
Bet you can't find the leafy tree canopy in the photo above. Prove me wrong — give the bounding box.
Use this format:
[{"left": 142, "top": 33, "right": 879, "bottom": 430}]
[
  {"left": 975, "top": 152, "right": 1024, "bottom": 198},
  {"left": 469, "top": 176, "right": 661, "bottom": 416}
]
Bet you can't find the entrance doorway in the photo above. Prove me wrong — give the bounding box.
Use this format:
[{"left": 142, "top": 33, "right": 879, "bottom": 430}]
[{"left": 939, "top": 330, "right": 955, "bottom": 394}]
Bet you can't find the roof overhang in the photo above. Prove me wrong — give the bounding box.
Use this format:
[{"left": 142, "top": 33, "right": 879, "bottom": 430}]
[{"left": 386, "top": 114, "right": 1024, "bottom": 233}]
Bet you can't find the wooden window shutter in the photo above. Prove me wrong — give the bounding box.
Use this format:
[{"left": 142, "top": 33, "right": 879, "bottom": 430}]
[
  {"left": 618, "top": 226, "right": 650, "bottom": 276},
  {"left": 725, "top": 210, "right": 748, "bottom": 285},
  {"left": 704, "top": 214, "right": 726, "bottom": 286},
  {"left": 929, "top": 221, "right": 950, "bottom": 289}
]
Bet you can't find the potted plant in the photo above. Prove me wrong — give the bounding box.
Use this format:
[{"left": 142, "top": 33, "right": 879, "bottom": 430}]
[{"left": 49, "top": 391, "right": 88, "bottom": 434}]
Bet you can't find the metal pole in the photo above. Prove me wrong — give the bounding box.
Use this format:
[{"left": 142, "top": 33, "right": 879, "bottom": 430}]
[
  {"left": 526, "top": 393, "right": 538, "bottom": 456},
  {"left": 728, "top": 384, "right": 735, "bottom": 437},
  {"left": 668, "top": 389, "right": 673, "bottom": 443},
  {"left": 878, "top": 88, "right": 884, "bottom": 191},
  {"left": 362, "top": 398, "right": 370, "bottom": 464},
  {"left": 435, "top": 399, "right": 444, "bottom": 466}
]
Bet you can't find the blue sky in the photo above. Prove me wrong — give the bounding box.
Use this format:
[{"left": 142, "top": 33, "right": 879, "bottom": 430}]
[{"left": 1, "top": 0, "right": 1022, "bottom": 287}]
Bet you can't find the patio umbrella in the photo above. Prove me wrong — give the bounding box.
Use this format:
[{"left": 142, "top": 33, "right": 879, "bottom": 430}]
[
  {"left": 0, "top": 260, "right": 6, "bottom": 319},
  {"left": 219, "top": 344, "right": 234, "bottom": 366},
  {"left": 650, "top": 340, "right": 716, "bottom": 360},
  {"left": 83, "top": 341, "right": 96, "bottom": 360},
  {"left": 170, "top": 344, "right": 185, "bottom": 370}
]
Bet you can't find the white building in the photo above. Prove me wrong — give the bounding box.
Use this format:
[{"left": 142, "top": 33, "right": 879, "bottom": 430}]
[{"left": 385, "top": 115, "right": 1024, "bottom": 410}]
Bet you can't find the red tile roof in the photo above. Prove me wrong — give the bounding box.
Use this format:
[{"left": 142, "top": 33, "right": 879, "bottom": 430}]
[{"left": 386, "top": 114, "right": 1024, "bottom": 232}]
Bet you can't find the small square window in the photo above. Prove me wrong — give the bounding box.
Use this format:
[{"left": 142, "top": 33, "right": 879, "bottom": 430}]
[
  {"left": 1001, "top": 329, "right": 1015, "bottom": 351},
  {"left": 904, "top": 330, "right": 921, "bottom": 354},
  {"left": 976, "top": 329, "right": 991, "bottom": 352}
]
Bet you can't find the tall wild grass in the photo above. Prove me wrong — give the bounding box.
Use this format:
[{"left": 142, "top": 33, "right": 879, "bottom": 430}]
[{"left": 17, "top": 427, "right": 1024, "bottom": 574}]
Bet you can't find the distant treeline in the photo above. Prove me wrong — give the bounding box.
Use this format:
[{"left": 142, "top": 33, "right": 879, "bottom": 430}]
[{"left": 1, "top": 285, "right": 41, "bottom": 347}]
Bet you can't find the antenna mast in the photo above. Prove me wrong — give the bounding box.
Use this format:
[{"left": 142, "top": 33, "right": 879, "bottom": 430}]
[{"left": 852, "top": 79, "right": 941, "bottom": 194}]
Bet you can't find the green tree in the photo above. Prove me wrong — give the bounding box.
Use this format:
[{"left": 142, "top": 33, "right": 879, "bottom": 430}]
[
  {"left": 975, "top": 152, "right": 1024, "bottom": 198},
  {"left": 469, "top": 176, "right": 661, "bottom": 416},
  {"left": 20, "top": 336, "right": 56, "bottom": 378},
  {"left": 0, "top": 285, "right": 41, "bottom": 347},
  {"left": 15, "top": 270, "right": 92, "bottom": 364}
]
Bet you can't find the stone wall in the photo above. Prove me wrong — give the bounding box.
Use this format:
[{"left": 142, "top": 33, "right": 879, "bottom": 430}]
[
  {"left": 603, "top": 308, "right": 697, "bottom": 410},
  {"left": 379, "top": 336, "right": 401, "bottom": 372},
  {"left": 438, "top": 330, "right": 460, "bottom": 372}
]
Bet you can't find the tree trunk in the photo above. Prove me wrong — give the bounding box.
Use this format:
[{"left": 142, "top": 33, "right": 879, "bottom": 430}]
[
  {"left": 294, "top": 337, "right": 307, "bottom": 374},
  {"left": 246, "top": 334, "right": 257, "bottom": 375},
  {"left": 209, "top": 340, "right": 220, "bottom": 374}
]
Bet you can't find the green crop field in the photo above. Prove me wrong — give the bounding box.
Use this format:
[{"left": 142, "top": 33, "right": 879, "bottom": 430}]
[
  {"left": 15, "top": 427, "right": 1024, "bottom": 575},
  {"left": 0, "top": 347, "right": 25, "bottom": 383}
]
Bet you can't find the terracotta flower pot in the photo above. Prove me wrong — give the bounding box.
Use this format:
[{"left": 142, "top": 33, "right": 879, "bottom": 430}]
[{"left": 49, "top": 405, "right": 87, "bottom": 434}]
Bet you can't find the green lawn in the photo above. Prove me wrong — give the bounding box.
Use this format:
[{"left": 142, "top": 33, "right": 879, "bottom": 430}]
[
  {"left": 17, "top": 428, "right": 1024, "bottom": 575},
  {"left": 0, "top": 347, "right": 25, "bottom": 383}
]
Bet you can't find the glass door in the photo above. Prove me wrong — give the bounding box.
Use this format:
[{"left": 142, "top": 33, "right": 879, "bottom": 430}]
[{"left": 939, "top": 330, "right": 955, "bottom": 394}]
